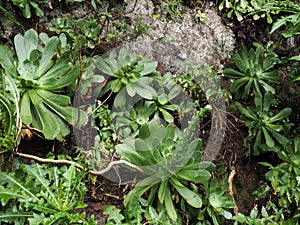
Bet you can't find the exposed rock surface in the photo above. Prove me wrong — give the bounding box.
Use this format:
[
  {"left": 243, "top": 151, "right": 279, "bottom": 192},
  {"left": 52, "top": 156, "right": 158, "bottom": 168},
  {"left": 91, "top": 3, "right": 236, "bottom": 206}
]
[{"left": 122, "top": 0, "right": 236, "bottom": 72}]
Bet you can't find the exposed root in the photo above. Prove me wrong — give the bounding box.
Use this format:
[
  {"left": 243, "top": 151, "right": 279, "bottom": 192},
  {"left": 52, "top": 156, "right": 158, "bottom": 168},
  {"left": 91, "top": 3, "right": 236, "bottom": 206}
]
[
  {"left": 228, "top": 166, "right": 239, "bottom": 216},
  {"left": 14, "top": 152, "right": 144, "bottom": 176}
]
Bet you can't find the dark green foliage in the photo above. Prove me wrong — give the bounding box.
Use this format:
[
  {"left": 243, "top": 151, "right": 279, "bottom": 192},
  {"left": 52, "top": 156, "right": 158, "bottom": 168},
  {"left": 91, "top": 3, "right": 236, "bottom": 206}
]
[
  {"left": 0, "top": 163, "right": 97, "bottom": 225},
  {"left": 236, "top": 92, "right": 292, "bottom": 155},
  {"left": 224, "top": 44, "right": 280, "bottom": 99}
]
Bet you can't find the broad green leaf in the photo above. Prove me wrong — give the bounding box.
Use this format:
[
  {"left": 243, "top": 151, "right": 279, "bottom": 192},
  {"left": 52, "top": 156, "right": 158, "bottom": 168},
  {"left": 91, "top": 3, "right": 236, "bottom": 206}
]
[
  {"left": 133, "top": 77, "right": 157, "bottom": 100},
  {"left": 36, "top": 89, "right": 70, "bottom": 107},
  {"left": 139, "top": 124, "right": 151, "bottom": 139},
  {"left": 260, "top": 71, "right": 280, "bottom": 83},
  {"left": 118, "top": 48, "right": 130, "bottom": 67},
  {"left": 164, "top": 185, "right": 177, "bottom": 221},
  {"left": 111, "top": 79, "right": 123, "bottom": 93},
  {"left": 35, "top": 37, "right": 59, "bottom": 77},
  {"left": 235, "top": 46, "right": 249, "bottom": 72},
  {"left": 267, "top": 124, "right": 283, "bottom": 132},
  {"left": 258, "top": 80, "right": 276, "bottom": 94},
  {"left": 236, "top": 102, "right": 256, "bottom": 120},
  {"left": 262, "top": 126, "right": 275, "bottom": 147},
  {"left": 230, "top": 77, "right": 249, "bottom": 93},
  {"left": 268, "top": 108, "right": 292, "bottom": 123},
  {"left": 223, "top": 68, "right": 246, "bottom": 78},
  {"left": 124, "top": 184, "right": 153, "bottom": 206},
  {"left": 170, "top": 177, "right": 202, "bottom": 208},
  {"left": 158, "top": 180, "right": 168, "bottom": 204},
  {"left": 38, "top": 56, "right": 71, "bottom": 80},
  {"left": 160, "top": 108, "right": 174, "bottom": 123},
  {"left": 262, "top": 54, "right": 278, "bottom": 72},
  {"left": 263, "top": 92, "right": 273, "bottom": 112},
  {"left": 126, "top": 82, "right": 136, "bottom": 97},
  {"left": 289, "top": 55, "right": 300, "bottom": 61},
  {"left": 14, "top": 29, "right": 38, "bottom": 63},
  {"left": 176, "top": 169, "right": 211, "bottom": 182},
  {"left": 168, "top": 85, "right": 181, "bottom": 100},
  {"left": 40, "top": 66, "right": 80, "bottom": 91},
  {"left": 243, "top": 78, "right": 253, "bottom": 98},
  {"left": 158, "top": 93, "right": 169, "bottom": 105},
  {"left": 140, "top": 61, "right": 158, "bottom": 76},
  {"left": 31, "top": 102, "right": 60, "bottom": 139},
  {"left": 267, "top": 127, "right": 289, "bottom": 146},
  {"left": 96, "top": 59, "right": 114, "bottom": 76},
  {"left": 20, "top": 92, "right": 32, "bottom": 124},
  {"left": 113, "top": 88, "right": 126, "bottom": 108}
]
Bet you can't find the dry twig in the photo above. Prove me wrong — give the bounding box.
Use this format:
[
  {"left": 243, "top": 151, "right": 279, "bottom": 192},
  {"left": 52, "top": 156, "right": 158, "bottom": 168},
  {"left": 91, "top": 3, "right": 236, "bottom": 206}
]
[
  {"left": 14, "top": 152, "right": 143, "bottom": 176},
  {"left": 228, "top": 166, "right": 239, "bottom": 215}
]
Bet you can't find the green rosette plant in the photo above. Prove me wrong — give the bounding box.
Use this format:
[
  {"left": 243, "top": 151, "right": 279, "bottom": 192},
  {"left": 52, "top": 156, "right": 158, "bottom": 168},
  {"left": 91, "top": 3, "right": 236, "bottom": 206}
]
[
  {"left": 96, "top": 48, "right": 158, "bottom": 103},
  {"left": 116, "top": 115, "right": 215, "bottom": 221},
  {"left": 236, "top": 92, "right": 292, "bottom": 155},
  {"left": 224, "top": 44, "right": 280, "bottom": 99},
  {"left": 0, "top": 28, "right": 86, "bottom": 140}
]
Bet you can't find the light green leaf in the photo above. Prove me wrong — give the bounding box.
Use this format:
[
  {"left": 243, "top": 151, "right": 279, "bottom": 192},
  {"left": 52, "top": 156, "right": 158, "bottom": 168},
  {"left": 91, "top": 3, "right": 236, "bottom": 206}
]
[
  {"left": 20, "top": 92, "right": 32, "bottom": 125},
  {"left": 133, "top": 78, "right": 157, "bottom": 99},
  {"left": 14, "top": 29, "right": 38, "bottom": 63},
  {"left": 164, "top": 185, "right": 177, "bottom": 221},
  {"left": 35, "top": 36, "right": 59, "bottom": 77},
  {"left": 170, "top": 177, "right": 202, "bottom": 208},
  {"left": 158, "top": 180, "right": 168, "bottom": 204},
  {"left": 140, "top": 61, "right": 158, "bottom": 76}
]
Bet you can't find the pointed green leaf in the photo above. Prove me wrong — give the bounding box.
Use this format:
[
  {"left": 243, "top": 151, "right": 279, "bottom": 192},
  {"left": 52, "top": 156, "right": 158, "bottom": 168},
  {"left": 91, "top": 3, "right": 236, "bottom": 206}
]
[
  {"left": 262, "top": 126, "right": 275, "bottom": 148},
  {"left": 268, "top": 108, "right": 292, "bottom": 123},
  {"left": 170, "top": 177, "right": 202, "bottom": 208},
  {"left": 35, "top": 37, "right": 59, "bottom": 77},
  {"left": 158, "top": 180, "right": 168, "bottom": 204},
  {"left": 20, "top": 92, "right": 32, "bottom": 125}
]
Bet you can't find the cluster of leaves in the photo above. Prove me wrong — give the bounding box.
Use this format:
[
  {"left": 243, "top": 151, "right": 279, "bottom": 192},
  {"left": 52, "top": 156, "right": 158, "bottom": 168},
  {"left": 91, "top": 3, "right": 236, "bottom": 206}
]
[
  {"left": 219, "top": 0, "right": 299, "bottom": 25},
  {"left": 220, "top": 0, "right": 300, "bottom": 222},
  {"left": 87, "top": 47, "right": 233, "bottom": 224},
  {"left": 1, "top": 0, "right": 300, "bottom": 224},
  {"left": 0, "top": 29, "right": 86, "bottom": 141},
  {"left": 0, "top": 0, "right": 45, "bottom": 22},
  {"left": 0, "top": 162, "right": 96, "bottom": 224},
  {"left": 236, "top": 92, "right": 292, "bottom": 155},
  {"left": 0, "top": 65, "right": 20, "bottom": 152},
  {"left": 223, "top": 43, "right": 280, "bottom": 99}
]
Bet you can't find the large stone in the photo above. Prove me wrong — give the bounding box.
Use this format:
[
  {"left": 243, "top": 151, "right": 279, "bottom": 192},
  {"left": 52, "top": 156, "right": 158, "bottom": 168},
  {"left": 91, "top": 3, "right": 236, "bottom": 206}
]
[{"left": 122, "top": 0, "right": 235, "bottom": 73}]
